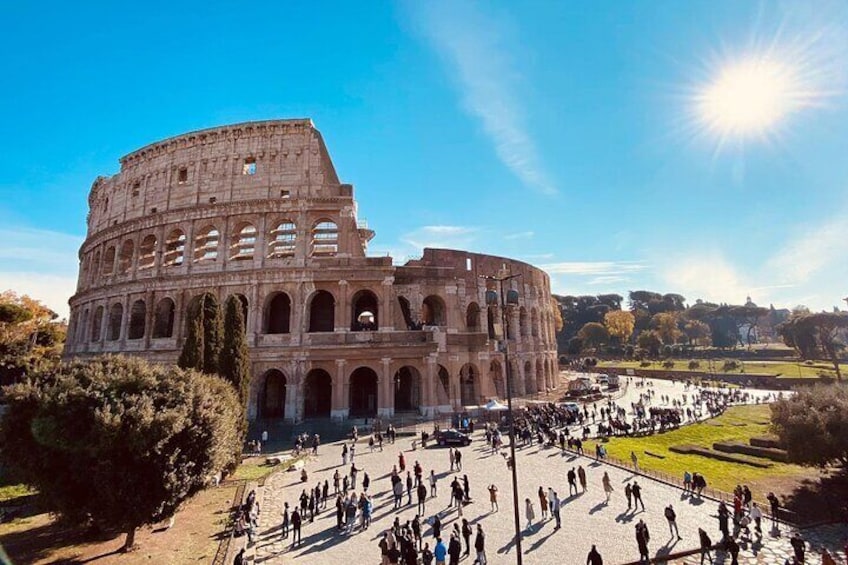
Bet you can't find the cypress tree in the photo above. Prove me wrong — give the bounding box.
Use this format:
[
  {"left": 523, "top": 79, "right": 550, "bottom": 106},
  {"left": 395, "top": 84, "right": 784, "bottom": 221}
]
[
  {"left": 201, "top": 293, "right": 223, "bottom": 375},
  {"left": 178, "top": 298, "right": 204, "bottom": 371},
  {"left": 221, "top": 295, "right": 251, "bottom": 443}
]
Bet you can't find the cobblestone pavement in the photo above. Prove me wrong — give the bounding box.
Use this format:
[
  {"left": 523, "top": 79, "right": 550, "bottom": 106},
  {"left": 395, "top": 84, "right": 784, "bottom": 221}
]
[{"left": 245, "top": 431, "right": 847, "bottom": 565}]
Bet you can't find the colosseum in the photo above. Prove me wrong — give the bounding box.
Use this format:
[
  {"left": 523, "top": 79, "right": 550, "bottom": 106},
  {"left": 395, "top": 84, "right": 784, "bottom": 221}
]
[{"left": 64, "top": 119, "right": 559, "bottom": 422}]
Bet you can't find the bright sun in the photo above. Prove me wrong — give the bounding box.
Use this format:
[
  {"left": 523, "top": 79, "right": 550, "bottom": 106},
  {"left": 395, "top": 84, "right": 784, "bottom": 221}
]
[{"left": 696, "top": 56, "right": 799, "bottom": 138}]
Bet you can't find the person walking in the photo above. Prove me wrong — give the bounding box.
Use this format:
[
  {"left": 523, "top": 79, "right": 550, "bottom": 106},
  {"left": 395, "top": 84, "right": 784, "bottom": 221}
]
[
  {"left": 750, "top": 502, "right": 763, "bottom": 534},
  {"left": 632, "top": 481, "right": 645, "bottom": 511},
  {"left": 538, "top": 486, "right": 549, "bottom": 520},
  {"left": 683, "top": 470, "right": 692, "bottom": 493},
  {"left": 578, "top": 465, "right": 588, "bottom": 492},
  {"left": 767, "top": 492, "right": 780, "bottom": 528},
  {"left": 602, "top": 472, "right": 614, "bottom": 503},
  {"left": 698, "top": 528, "right": 713, "bottom": 564},
  {"left": 418, "top": 481, "right": 428, "bottom": 515},
  {"left": 432, "top": 514, "right": 442, "bottom": 540},
  {"left": 665, "top": 504, "right": 681, "bottom": 540},
  {"left": 551, "top": 491, "right": 562, "bottom": 530},
  {"left": 636, "top": 519, "right": 650, "bottom": 564},
  {"left": 461, "top": 518, "right": 472, "bottom": 556},
  {"left": 525, "top": 497, "right": 536, "bottom": 528},
  {"left": 625, "top": 483, "right": 633, "bottom": 509},
  {"left": 291, "top": 507, "right": 302, "bottom": 548},
  {"left": 430, "top": 470, "right": 438, "bottom": 497},
  {"left": 488, "top": 484, "right": 499, "bottom": 512},
  {"left": 281, "top": 502, "right": 290, "bottom": 539},
  {"left": 448, "top": 532, "right": 462, "bottom": 565},
  {"left": 717, "top": 501, "right": 730, "bottom": 540},
  {"left": 548, "top": 486, "right": 556, "bottom": 514},
  {"left": 789, "top": 532, "right": 805, "bottom": 564},
  {"left": 568, "top": 467, "right": 578, "bottom": 496},
  {"left": 449, "top": 449, "right": 455, "bottom": 471},
  {"left": 434, "top": 537, "right": 447, "bottom": 565},
  {"left": 473, "top": 524, "right": 487, "bottom": 565},
  {"left": 455, "top": 449, "right": 463, "bottom": 471},
  {"left": 725, "top": 536, "right": 740, "bottom": 565},
  {"left": 233, "top": 547, "right": 246, "bottom": 565},
  {"left": 586, "top": 544, "right": 603, "bottom": 565}
]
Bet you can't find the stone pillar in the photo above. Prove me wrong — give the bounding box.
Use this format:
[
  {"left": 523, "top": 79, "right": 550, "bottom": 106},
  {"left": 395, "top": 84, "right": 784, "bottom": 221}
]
[
  {"left": 381, "top": 276, "right": 395, "bottom": 331},
  {"left": 337, "top": 280, "right": 348, "bottom": 331},
  {"left": 331, "top": 359, "right": 349, "bottom": 420},
  {"left": 378, "top": 357, "right": 393, "bottom": 417},
  {"left": 422, "top": 356, "right": 438, "bottom": 417}
]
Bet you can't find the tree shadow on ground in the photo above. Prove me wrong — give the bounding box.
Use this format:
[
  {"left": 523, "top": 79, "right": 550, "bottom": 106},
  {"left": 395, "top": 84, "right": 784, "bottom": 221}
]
[
  {"left": 781, "top": 468, "right": 848, "bottom": 525},
  {"left": 0, "top": 517, "right": 120, "bottom": 565}
]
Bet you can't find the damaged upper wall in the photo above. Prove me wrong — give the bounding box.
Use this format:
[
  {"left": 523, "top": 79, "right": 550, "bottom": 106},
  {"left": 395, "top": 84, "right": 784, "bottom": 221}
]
[{"left": 86, "top": 119, "right": 345, "bottom": 237}]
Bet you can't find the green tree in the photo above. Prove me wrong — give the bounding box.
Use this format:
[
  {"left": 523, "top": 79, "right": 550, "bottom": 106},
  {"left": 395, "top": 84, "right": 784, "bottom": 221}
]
[
  {"left": 803, "top": 312, "right": 848, "bottom": 380},
  {"left": 178, "top": 293, "right": 223, "bottom": 374},
  {"left": 566, "top": 336, "right": 583, "bottom": 355},
  {"left": 650, "top": 312, "right": 681, "bottom": 345},
  {"left": 0, "top": 291, "right": 65, "bottom": 385},
  {"left": 0, "top": 355, "right": 241, "bottom": 551},
  {"left": 683, "top": 320, "right": 711, "bottom": 346},
  {"left": 577, "top": 322, "right": 609, "bottom": 351},
  {"left": 636, "top": 330, "right": 662, "bottom": 357},
  {"left": 221, "top": 295, "right": 252, "bottom": 444},
  {"left": 770, "top": 384, "right": 848, "bottom": 467}
]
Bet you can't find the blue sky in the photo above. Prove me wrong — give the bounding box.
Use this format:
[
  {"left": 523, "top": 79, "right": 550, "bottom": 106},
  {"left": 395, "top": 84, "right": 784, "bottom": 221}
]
[{"left": 2, "top": 1, "right": 848, "bottom": 319}]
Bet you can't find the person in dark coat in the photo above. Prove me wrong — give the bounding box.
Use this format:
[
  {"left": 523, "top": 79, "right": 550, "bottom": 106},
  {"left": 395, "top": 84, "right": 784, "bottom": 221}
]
[
  {"left": 586, "top": 544, "right": 603, "bottom": 565},
  {"left": 448, "top": 532, "right": 462, "bottom": 565},
  {"left": 635, "top": 519, "right": 650, "bottom": 563},
  {"left": 461, "top": 519, "right": 472, "bottom": 556},
  {"left": 291, "top": 507, "right": 302, "bottom": 548}
]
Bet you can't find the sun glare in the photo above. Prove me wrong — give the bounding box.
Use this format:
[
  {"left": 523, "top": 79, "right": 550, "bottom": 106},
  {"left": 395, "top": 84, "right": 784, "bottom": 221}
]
[{"left": 697, "top": 57, "right": 797, "bottom": 137}]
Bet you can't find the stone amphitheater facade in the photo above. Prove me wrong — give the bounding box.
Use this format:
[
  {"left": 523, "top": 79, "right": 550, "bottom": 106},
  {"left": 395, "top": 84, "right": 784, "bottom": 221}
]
[{"left": 64, "top": 119, "right": 559, "bottom": 422}]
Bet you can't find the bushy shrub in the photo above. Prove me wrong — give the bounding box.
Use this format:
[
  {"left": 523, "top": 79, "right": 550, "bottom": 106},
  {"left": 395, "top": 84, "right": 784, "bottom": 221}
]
[
  {"left": 662, "top": 359, "right": 675, "bottom": 368},
  {"left": 722, "top": 360, "right": 740, "bottom": 372},
  {"left": 662, "top": 344, "right": 673, "bottom": 358},
  {"left": 688, "top": 360, "right": 701, "bottom": 370},
  {"left": 640, "top": 360, "right": 652, "bottom": 368},
  {"left": 625, "top": 345, "right": 635, "bottom": 359}
]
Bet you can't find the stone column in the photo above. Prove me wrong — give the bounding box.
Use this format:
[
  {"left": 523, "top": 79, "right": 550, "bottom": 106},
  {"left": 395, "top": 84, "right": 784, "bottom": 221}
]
[
  {"left": 423, "top": 356, "right": 438, "bottom": 417},
  {"left": 378, "top": 357, "right": 393, "bottom": 417},
  {"left": 380, "top": 276, "right": 395, "bottom": 331},
  {"left": 331, "top": 359, "right": 348, "bottom": 421},
  {"left": 336, "top": 280, "right": 348, "bottom": 331}
]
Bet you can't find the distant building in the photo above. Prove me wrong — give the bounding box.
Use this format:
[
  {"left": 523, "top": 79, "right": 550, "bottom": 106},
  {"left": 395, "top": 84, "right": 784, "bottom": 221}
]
[{"left": 64, "top": 119, "right": 558, "bottom": 421}]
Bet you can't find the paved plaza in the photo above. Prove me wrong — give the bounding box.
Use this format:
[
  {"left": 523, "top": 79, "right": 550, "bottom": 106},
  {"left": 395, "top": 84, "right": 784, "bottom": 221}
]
[{"left": 242, "top": 380, "right": 847, "bottom": 564}]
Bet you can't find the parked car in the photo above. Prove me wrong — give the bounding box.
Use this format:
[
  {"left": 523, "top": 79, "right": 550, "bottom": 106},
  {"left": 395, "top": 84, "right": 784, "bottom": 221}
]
[
  {"left": 435, "top": 429, "right": 471, "bottom": 447},
  {"left": 596, "top": 374, "right": 609, "bottom": 385}
]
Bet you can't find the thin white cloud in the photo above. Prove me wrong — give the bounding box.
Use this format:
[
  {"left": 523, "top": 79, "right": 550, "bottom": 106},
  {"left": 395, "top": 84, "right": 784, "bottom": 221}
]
[
  {"left": 409, "top": 2, "right": 556, "bottom": 195},
  {"left": 588, "top": 275, "right": 630, "bottom": 286},
  {"left": 504, "top": 231, "right": 534, "bottom": 240},
  {"left": 766, "top": 214, "right": 848, "bottom": 284},
  {"left": 0, "top": 227, "right": 83, "bottom": 273},
  {"left": 659, "top": 252, "right": 752, "bottom": 305},
  {"left": 540, "top": 261, "right": 648, "bottom": 276},
  {"left": 399, "top": 225, "right": 480, "bottom": 254}
]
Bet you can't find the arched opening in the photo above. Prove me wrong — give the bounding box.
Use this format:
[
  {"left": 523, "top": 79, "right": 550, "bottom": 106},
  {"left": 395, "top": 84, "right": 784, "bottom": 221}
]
[
  {"left": 128, "top": 299, "right": 146, "bottom": 340},
  {"left": 230, "top": 223, "right": 256, "bottom": 261},
  {"left": 153, "top": 298, "right": 175, "bottom": 338},
  {"left": 536, "top": 360, "right": 545, "bottom": 393},
  {"left": 78, "top": 309, "right": 89, "bottom": 344},
  {"left": 520, "top": 307, "right": 529, "bottom": 337},
  {"left": 262, "top": 370, "right": 287, "bottom": 418},
  {"left": 303, "top": 369, "right": 332, "bottom": 418},
  {"left": 422, "top": 295, "right": 446, "bottom": 326},
  {"left": 268, "top": 220, "right": 296, "bottom": 258},
  {"left": 311, "top": 220, "right": 338, "bottom": 256},
  {"left": 349, "top": 367, "right": 378, "bottom": 417},
  {"left": 108, "top": 303, "right": 123, "bottom": 341},
  {"left": 531, "top": 308, "right": 539, "bottom": 338},
  {"left": 138, "top": 234, "right": 157, "bottom": 269},
  {"left": 393, "top": 366, "right": 421, "bottom": 412},
  {"left": 436, "top": 365, "right": 451, "bottom": 405},
  {"left": 163, "top": 229, "right": 186, "bottom": 266},
  {"left": 265, "top": 292, "right": 291, "bottom": 334},
  {"left": 459, "top": 364, "right": 479, "bottom": 406},
  {"left": 524, "top": 361, "right": 535, "bottom": 394},
  {"left": 91, "top": 306, "right": 103, "bottom": 342},
  {"left": 102, "top": 246, "right": 116, "bottom": 275},
  {"left": 487, "top": 306, "right": 497, "bottom": 339},
  {"left": 308, "top": 290, "right": 335, "bottom": 332},
  {"left": 490, "top": 360, "right": 505, "bottom": 399},
  {"left": 351, "top": 289, "right": 379, "bottom": 331},
  {"left": 91, "top": 250, "right": 101, "bottom": 284},
  {"left": 466, "top": 302, "right": 481, "bottom": 331},
  {"left": 118, "top": 240, "right": 134, "bottom": 273},
  {"left": 194, "top": 225, "right": 219, "bottom": 262}
]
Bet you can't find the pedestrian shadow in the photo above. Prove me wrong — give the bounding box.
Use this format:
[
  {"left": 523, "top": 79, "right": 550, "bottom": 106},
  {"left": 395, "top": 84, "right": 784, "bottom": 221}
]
[
  {"left": 588, "top": 502, "right": 607, "bottom": 515},
  {"left": 686, "top": 497, "right": 705, "bottom": 506},
  {"left": 525, "top": 529, "right": 555, "bottom": 553},
  {"left": 620, "top": 474, "right": 636, "bottom": 483},
  {"left": 615, "top": 511, "right": 635, "bottom": 523}
]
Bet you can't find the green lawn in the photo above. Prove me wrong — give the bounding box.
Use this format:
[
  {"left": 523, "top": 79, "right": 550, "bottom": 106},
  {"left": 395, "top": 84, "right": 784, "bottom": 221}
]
[
  {"left": 0, "top": 483, "right": 33, "bottom": 504},
  {"left": 587, "top": 405, "right": 808, "bottom": 495},
  {"left": 597, "top": 359, "right": 845, "bottom": 378},
  {"left": 230, "top": 454, "right": 305, "bottom": 482}
]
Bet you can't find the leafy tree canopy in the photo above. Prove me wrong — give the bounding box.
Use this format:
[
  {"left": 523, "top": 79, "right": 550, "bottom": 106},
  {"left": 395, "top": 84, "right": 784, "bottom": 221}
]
[
  {"left": 771, "top": 384, "right": 848, "bottom": 467},
  {"left": 0, "top": 355, "right": 241, "bottom": 550},
  {"left": 0, "top": 291, "right": 65, "bottom": 385}
]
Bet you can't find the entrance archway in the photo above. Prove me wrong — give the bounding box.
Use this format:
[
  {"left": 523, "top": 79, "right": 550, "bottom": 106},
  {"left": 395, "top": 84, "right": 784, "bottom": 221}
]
[
  {"left": 459, "top": 363, "right": 479, "bottom": 406},
  {"left": 349, "top": 367, "right": 378, "bottom": 417},
  {"left": 308, "top": 290, "right": 335, "bottom": 332},
  {"left": 303, "top": 369, "right": 332, "bottom": 418},
  {"left": 262, "top": 369, "right": 287, "bottom": 418},
  {"left": 351, "top": 289, "right": 379, "bottom": 331},
  {"left": 393, "top": 366, "right": 421, "bottom": 412}
]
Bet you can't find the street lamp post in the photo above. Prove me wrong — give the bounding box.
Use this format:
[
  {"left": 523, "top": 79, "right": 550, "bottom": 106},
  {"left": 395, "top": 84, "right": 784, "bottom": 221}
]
[{"left": 482, "top": 273, "right": 523, "bottom": 564}]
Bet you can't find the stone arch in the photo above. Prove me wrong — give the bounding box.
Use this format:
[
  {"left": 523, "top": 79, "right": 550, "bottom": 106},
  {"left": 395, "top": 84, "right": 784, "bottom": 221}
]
[
  {"left": 511, "top": 359, "right": 524, "bottom": 396},
  {"left": 490, "top": 360, "right": 505, "bottom": 399},
  {"left": 118, "top": 240, "right": 134, "bottom": 273},
  {"left": 265, "top": 292, "right": 291, "bottom": 334},
  {"left": 91, "top": 305, "right": 103, "bottom": 341},
  {"left": 393, "top": 365, "right": 421, "bottom": 412},
  {"left": 524, "top": 360, "right": 535, "bottom": 394},
  {"left": 307, "top": 290, "right": 335, "bottom": 332},
  {"left": 350, "top": 289, "right": 379, "bottom": 331},
  {"left": 128, "top": 299, "right": 146, "bottom": 340},
  {"left": 108, "top": 302, "right": 123, "bottom": 341},
  {"left": 349, "top": 366, "right": 378, "bottom": 417},
  {"left": 138, "top": 234, "right": 157, "bottom": 269},
  {"left": 194, "top": 225, "right": 220, "bottom": 262},
  {"left": 519, "top": 306, "right": 529, "bottom": 337},
  {"left": 422, "top": 295, "right": 446, "bottom": 326},
  {"left": 268, "top": 219, "right": 296, "bottom": 258},
  {"left": 531, "top": 308, "right": 539, "bottom": 338},
  {"left": 466, "top": 302, "right": 481, "bottom": 331},
  {"left": 230, "top": 222, "right": 256, "bottom": 261},
  {"left": 436, "top": 364, "right": 451, "bottom": 405},
  {"left": 78, "top": 308, "right": 89, "bottom": 344},
  {"left": 261, "top": 369, "right": 287, "bottom": 418},
  {"left": 459, "top": 363, "right": 480, "bottom": 406},
  {"left": 303, "top": 369, "right": 332, "bottom": 418},
  {"left": 102, "top": 245, "right": 116, "bottom": 275},
  {"left": 487, "top": 305, "right": 497, "bottom": 339},
  {"left": 91, "top": 250, "right": 101, "bottom": 283},
  {"left": 153, "top": 297, "right": 175, "bottom": 338},
  {"left": 163, "top": 229, "right": 186, "bottom": 266},
  {"left": 311, "top": 219, "right": 338, "bottom": 256}
]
